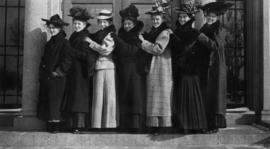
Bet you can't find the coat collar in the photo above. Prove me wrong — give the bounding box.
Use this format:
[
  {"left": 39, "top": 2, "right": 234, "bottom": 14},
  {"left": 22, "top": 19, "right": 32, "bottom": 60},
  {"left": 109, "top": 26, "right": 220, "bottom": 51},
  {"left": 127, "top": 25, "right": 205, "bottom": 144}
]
[{"left": 118, "top": 20, "right": 144, "bottom": 37}]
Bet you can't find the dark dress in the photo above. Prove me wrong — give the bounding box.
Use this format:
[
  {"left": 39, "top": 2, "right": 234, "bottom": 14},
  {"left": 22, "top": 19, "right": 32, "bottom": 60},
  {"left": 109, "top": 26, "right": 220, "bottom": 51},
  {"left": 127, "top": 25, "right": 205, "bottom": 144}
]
[
  {"left": 200, "top": 20, "right": 227, "bottom": 130},
  {"left": 172, "top": 20, "right": 208, "bottom": 132},
  {"left": 63, "top": 29, "right": 98, "bottom": 114},
  {"left": 38, "top": 31, "right": 72, "bottom": 121},
  {"left": 114, "top": 21, "right": 146, "bottom": 130}
]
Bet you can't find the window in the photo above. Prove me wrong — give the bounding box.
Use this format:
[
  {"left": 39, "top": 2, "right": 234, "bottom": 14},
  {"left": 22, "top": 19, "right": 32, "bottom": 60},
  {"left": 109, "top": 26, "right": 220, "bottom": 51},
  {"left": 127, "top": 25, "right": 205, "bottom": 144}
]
[
  {"left": 0, "top": 0, "right": 25, "bottom": 109},
  {"left": 219, "top": 0, "right": 246, "bottom": 107}
]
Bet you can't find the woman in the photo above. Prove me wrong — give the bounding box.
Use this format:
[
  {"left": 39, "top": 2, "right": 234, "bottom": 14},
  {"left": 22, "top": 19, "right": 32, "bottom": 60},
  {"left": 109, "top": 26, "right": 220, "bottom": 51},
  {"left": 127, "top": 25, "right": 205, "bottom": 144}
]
[
  {"left": 200, "top": 2, "right": 232, "bottom": 132},
  {"left": 172, "top": 4, "right": 209, "bottom": 133},
  {"left": 85, "top": 10, "right": 117, "bottom": 129},
  {"left": 138, "top": 4, "right": 173, "bottom": 133},
  {"left": 63, "top": 7, "right": 98, "bottom": 132},
  {"left": 113, "top": 4, "right": 146, "bottom": 132},
  {"left": 38, "top": 14, "right": 72, "bottom": 132}
]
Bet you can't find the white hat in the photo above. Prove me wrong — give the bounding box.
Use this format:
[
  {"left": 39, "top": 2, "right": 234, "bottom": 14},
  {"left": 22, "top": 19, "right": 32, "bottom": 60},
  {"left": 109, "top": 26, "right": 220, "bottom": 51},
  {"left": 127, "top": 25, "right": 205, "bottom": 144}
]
[{"left": 96, "top": 9, "right": 113, "bottom": 20}]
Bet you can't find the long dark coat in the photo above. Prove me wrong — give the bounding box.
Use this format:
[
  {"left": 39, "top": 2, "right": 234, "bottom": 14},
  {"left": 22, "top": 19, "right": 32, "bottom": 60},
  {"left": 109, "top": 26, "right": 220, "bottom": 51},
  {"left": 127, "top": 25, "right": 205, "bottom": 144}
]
[
  {"left": 114, "top": 21, "right": 146, "bottom": 128},
  {"left": 200, "top": 20, "right": 227, "bottom": 129},
  {"left": 171, "top": 20, "right": 209, "bottom": 130},
  {"left": 38, "top": 31, "right": 72, "bottom": 121},
  {"left": 63, "top": 29, "right": 98, "bottom": 113}
]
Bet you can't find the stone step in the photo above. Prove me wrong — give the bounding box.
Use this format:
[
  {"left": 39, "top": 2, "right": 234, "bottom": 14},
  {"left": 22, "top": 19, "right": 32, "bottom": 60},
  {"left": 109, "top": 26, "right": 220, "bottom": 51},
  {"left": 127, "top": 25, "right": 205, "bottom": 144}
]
[
  {"left": 0, "top": 125, "right": 269, "bottom": 149},
  {"left": 226, "top": 108, "right": 255, "bottom": 125}
]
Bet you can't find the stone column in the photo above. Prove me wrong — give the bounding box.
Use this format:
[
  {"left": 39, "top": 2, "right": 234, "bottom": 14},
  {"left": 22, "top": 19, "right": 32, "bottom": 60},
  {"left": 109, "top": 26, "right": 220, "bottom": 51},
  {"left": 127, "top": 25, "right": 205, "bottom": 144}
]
[
  {"left": 14, "top": 0, "right": 62, "bottom": 131},
  {"left": 262, "top": 0, "right": 270, "bottom": 124}
]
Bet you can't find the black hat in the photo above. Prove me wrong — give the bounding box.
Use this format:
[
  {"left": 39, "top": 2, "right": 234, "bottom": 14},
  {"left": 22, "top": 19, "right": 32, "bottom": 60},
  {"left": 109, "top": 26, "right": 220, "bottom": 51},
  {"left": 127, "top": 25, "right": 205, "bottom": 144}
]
[
  {"left": 200, "top": 2, "right": 233, "bottom": 15},
  {"left": 145, "top": 0, "right": 171, "bottom": 15},
  {"left": 175, "top": 3, "right": 199, "bottom": 18},
  {"left": 145, "top": 6, "right": 166, "bottom": 15},
  {"left": 41, "top": 14, "right": 69, "bottom": 27},
  {"left": 68, "top": 7, "right": 93, "bottom": 21},
  {"left": 120, "top": 4, "right": 139, "bottom": 20}
]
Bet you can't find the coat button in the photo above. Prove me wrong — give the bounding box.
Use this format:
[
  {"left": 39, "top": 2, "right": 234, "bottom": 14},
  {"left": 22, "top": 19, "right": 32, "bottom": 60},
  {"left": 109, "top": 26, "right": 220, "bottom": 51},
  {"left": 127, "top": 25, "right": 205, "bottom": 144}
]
[{"left": 42, "top": 65, "right": 46, "bottom": 68}]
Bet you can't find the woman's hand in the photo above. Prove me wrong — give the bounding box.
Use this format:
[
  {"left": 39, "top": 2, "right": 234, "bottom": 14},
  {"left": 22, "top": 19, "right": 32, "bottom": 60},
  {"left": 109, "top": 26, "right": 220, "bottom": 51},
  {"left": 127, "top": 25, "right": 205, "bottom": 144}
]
[
  {"left": 138, "top": 34, "right": 145, "bottom": 42},
  {"left": 52, "top": 72, "right": 59, "bottom": 77},
  {"left": 85, "top": 37, "right": 93, "bottom": 44}
]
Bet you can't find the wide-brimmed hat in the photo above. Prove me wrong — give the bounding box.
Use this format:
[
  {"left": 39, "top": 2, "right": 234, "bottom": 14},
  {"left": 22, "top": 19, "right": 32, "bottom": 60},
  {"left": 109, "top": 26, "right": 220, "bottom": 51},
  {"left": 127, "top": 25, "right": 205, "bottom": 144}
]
[
  {"left": 200, "top": 2, "right": 233, "bottom": 15},
  {"left": 175, "top": 3, "right": 199, "bottom": 18},
  {"left": 68, "top": 7, "right": 93, "bottom": 21},
  {"left": 96, "top": 9, "right": 113, "bottom": 20},
  {"left": 42, "top": 14, "right": 69, "bottom": 27},
  {"left": 120, "top": 4, "right": 139, "bottom": 21},
  {"left": 145, "top": 6, "right": 166, "bottom": 15},
  {"left": 145, "top": 0, "right": 171, "bottom": 15}
]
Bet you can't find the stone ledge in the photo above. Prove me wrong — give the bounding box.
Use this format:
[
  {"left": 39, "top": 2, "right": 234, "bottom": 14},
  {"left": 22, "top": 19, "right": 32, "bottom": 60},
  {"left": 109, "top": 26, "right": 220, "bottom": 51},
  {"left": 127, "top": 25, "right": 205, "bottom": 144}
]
[
  {"left": 0, "top": 126, "right": 268, "bottom": 148},
  {"left": 13, "top": 116, "right": 46, "bottom": 131}
]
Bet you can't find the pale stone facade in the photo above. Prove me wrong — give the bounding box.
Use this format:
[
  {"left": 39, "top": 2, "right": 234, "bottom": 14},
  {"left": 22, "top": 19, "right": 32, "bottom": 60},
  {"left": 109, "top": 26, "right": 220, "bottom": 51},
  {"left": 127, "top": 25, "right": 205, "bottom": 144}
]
[
  {"left": 262, "top": 0, "right": 270, "bottom": 123},
  {"left": 13, "top": 0, "right": 270, "bottom": 130}
]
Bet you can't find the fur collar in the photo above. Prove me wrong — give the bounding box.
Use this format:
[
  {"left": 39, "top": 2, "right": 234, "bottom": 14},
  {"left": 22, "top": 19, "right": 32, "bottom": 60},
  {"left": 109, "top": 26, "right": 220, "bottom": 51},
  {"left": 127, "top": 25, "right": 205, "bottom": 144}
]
[
  {"left": 93, "top": 25, "right": 116, "bottom": 44},
  {"left": 144, "top": 22, "right": 170, "bottom": 43},
  {"left": 175, "top": 18, "right": 195, "bottom": 30},
  {"left": 118, "top": 20, "right": 144, "bottom": 37},
  {"left": 51, "top": 30, "right": 66, "bottom": 42},
  {"left": 69, "top": 29, "right": 89, "bottom": 43},
  {"left": 200, "top": 20, "right": 221, "bottom": 39},
  {"left": 175, "top": 19, "right": 199, "bottom": 44}
]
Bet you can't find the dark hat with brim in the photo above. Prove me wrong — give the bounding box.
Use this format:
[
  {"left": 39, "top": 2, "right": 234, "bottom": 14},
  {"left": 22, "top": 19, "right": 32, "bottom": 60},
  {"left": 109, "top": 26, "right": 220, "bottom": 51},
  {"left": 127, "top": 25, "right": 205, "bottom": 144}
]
[
  {"left": 42, "top": 14, "right": 69, "bottom": 27},
  {"left": 175, "top": 3, "right": 199, "bottom": 18},
  {"left": 120, "top": 4, "right": 139, "bottom": 20},
  {"left": 200, "top": 2, "right": 233, "bottom": 15},
  {"left": 68, "top": 7, "right": 93, "bottom": 21},
  {"left": 145, "top": 6, "right": 166, "bottom": 15}
]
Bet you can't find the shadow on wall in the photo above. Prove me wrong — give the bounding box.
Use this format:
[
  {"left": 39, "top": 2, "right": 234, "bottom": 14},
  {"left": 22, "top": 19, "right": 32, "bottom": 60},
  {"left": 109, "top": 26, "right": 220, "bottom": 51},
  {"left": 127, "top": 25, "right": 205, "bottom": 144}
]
[
  {"left": 23, "top": 27, "right": 47, "bottom": 107},
  {"left": 253, "top": 137, "right": 270, "bottom": 148}
]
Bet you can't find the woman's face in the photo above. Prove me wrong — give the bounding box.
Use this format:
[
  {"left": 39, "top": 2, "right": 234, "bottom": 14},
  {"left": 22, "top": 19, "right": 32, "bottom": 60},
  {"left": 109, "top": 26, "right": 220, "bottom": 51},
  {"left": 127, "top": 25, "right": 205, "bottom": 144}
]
[
  {"left": 123, "top": 19, "right": 135, "bottom": 32},
  {"left": 48, "top": 24, "right": 61, "bottom": 36},
  {"left": 178, "top": 13, "right": 191, "bottom": 25},
  {"left": 98, "top": 19, "right": 110, "bottom": 30},
  {"left": 205, "top": 12, "right": 218, "bottom": 25},
  {"left": 151, "top": 15, "right": 163, "bottom": 28},
  {"left": 73, "top": 20, "right": 87, "bottom": 32}
]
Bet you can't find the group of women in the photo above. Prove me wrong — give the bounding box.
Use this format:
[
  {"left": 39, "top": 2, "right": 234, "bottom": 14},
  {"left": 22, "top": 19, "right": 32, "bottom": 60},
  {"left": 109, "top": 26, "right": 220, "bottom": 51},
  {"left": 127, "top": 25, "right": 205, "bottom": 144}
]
[{"left": 37, "top": 1, "right": 232, "bottom": 134}]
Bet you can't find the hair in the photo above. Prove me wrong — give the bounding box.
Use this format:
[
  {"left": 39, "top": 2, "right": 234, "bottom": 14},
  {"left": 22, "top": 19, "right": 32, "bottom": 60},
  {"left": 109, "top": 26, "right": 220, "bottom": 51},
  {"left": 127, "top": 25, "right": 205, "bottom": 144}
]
[
  {"left": 98, "top": 18, "right": 114, "bottom": 25},
  {"left": 122, "top": 18, "right": 137, "bottom": 25},
  {"left": 150, "top": 13, "right": 167, "bottom": 23},
  {"left": 72, "top": 18, "right": 87, "bottom": 23},
  {"left": 46, "top": 23, "right": 63, "bottom": 30},
  {"left": 151, "top": 13, "right": 168, "bottom": 19},
  {"left": 204, "top": 11, "right": 218, "bottom": 17},
  {"left": 106, "top": 18, "right": 113, "bottom": 24}
]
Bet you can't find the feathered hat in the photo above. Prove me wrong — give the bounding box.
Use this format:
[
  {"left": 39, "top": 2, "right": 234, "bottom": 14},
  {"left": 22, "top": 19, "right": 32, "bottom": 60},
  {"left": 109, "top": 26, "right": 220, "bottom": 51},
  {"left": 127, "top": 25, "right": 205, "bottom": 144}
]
[
  {"left": 68, "top": 7, "right": 93, "bottom": 21},
  {"left": 145, "top": 0, "right": 171, "bottom": 15},
  {"left": 200, "top": 2, "right": 233, "bottom": 15},
  {"left": 42, "top": 14, "right": 69, "bottom": 27},
  {"left": 120, "top": 4, "right": 139, "bottom": 21},
  {"left": 175, "top": 3, "right": 200, "bottom": 18}
]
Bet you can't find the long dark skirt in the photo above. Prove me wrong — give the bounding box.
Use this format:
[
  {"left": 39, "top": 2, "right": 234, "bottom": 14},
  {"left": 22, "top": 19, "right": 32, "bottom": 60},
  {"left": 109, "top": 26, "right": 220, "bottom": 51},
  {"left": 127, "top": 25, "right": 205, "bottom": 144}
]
[
  {"left": 173, "top": 75, "right": 207, "bottom": 131},
  {"left": 118, "top": 62, "right": 146, "bottom": 130},
  {"left": 205, "top": 62, "right": 227, "bottom": 130},
  {"left": 38, "top": 77, "right": 66, "bottom": 121}
]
